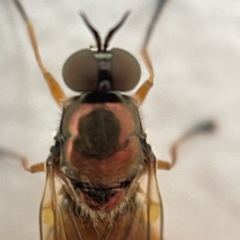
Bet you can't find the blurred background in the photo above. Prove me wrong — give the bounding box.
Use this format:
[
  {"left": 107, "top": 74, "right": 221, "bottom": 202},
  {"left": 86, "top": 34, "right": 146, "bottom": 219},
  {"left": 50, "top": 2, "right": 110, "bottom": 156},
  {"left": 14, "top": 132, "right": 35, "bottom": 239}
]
[{"left": 0, "top": 0, "right": 240, "bottom": 239}]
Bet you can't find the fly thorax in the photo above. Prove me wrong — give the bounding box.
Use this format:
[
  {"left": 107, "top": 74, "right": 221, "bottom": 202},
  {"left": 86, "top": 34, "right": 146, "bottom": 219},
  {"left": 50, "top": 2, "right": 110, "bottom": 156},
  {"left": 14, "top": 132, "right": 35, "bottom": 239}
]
[
  {"left": 60, "top": 96, "right": 145, "bottom": 199},
  {"left": 74, "top": 108, "right": 120, "bottom": 158}
]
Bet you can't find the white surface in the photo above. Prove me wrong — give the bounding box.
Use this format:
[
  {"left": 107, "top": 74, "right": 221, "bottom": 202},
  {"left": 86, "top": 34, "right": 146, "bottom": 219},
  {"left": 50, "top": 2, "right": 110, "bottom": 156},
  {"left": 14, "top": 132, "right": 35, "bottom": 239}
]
[{"left": 0, "top": 0, "right": 240, "bottom": 239}]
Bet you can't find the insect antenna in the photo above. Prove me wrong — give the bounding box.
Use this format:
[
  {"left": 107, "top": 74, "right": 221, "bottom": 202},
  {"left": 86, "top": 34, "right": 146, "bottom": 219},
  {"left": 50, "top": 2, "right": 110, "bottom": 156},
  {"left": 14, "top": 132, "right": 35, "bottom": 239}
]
[
  {"left": 103, "top": 11, "right": 131, "bottom": 51},
  {"left": 79, "top": 12, "right": 102, "bottom": 51}
]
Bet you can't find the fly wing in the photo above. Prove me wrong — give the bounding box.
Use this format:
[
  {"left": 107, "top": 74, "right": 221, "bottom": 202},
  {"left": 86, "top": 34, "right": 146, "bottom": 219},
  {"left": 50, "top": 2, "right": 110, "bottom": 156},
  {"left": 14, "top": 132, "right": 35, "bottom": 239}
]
[
  {"left": 40, "top": 155, "right": 88, "bottom": 240},
  {"left": 135, "top": 152, "right": 163, "bottom": 240},
  {"left": 39, "top": 154, "right": 162, "bottom": 240},
  {"left": 39, "top": 157, "right": 65, "bottom": 240}
]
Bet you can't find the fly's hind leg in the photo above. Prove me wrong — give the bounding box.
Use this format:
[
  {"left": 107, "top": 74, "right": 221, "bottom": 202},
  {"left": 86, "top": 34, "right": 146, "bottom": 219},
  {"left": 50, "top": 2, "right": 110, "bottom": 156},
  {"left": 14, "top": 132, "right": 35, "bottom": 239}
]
[
  {"left": 133, "top": 0, "right": 168, "bottom": 105},
  {"left": 0, "top": 148, "right": 45, "bottom": 173},
  {"left": 157, "top": 120, "right": 216, "bottom": 170},
  {"left": 13, "top": 0, "right": 66, "bottom": 106}
]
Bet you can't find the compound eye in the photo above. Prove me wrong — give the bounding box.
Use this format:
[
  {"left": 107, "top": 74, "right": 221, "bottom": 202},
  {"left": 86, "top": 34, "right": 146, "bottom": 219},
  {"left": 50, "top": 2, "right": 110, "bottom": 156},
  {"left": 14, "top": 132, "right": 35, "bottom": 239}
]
[
  {"left": 62, "top": 49, "right": 98, "bottom": 92},
  {"left": 111, "top": 48, "right": 141, "bottom": 91}
]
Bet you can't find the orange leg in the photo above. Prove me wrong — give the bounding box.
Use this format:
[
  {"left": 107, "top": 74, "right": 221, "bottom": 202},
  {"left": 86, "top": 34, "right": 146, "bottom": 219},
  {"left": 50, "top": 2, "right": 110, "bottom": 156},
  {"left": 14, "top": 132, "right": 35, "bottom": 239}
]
[
  {"left": 157, "top": 120, "right": 216, "bottom": 170},
  {"left": 13, "top": 0, "right": 66, "bottom": 106},
  {"left": 133, "top": 0, "right": 168, "bottom": 105},
  {"left": 0, "top": 148, "right": 45, "bottom": 173}
]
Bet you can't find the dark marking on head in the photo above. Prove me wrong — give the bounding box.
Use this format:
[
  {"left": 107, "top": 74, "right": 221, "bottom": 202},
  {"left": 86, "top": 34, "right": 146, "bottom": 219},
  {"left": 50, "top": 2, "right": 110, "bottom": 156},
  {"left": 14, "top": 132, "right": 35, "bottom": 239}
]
[{"left": 74, "top": 109, "right": 121, "bottom": 158}]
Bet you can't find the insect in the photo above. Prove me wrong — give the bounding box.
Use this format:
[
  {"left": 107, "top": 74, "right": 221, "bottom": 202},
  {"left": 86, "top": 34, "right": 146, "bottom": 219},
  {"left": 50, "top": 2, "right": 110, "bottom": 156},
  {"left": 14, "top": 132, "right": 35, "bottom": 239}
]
[{"left": 1, "top": 0, "right": 215, "bottom": 239}]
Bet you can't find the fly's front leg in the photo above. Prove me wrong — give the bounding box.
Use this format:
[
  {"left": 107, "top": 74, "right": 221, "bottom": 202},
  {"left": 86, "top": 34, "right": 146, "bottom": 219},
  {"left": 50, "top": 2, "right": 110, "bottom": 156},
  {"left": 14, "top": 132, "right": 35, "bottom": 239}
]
[
  {"left": 133, "top": 0, "right": 168, "bottom": 105},
  {"left": 157, "top": 120, "right": 216, "bottom": 170},
  {"left": 0, "top": 148, "right": 45, "bottom": 173},
  {"left": 13, "top": 0, "right": 66, "bottom": 106}
]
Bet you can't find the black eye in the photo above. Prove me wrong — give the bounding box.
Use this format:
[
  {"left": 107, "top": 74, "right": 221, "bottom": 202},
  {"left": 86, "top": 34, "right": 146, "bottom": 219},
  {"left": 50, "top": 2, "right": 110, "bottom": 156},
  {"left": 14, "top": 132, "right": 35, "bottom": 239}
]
[
  {"left": 62, "top": 48, "right": 141, "bottom": 92},
  {"left": 110, "top": 48, "right": 141, "bottom": 91},
  {"left": 62, "top": 49, "right": 98, "bottom": 92}
]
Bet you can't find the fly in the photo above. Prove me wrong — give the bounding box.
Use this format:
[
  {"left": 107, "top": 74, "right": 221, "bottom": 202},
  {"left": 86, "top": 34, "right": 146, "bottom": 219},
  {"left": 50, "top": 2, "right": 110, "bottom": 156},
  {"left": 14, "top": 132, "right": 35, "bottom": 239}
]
[{"left": 1, "top": 0, "right": 215, "bottom": 239}]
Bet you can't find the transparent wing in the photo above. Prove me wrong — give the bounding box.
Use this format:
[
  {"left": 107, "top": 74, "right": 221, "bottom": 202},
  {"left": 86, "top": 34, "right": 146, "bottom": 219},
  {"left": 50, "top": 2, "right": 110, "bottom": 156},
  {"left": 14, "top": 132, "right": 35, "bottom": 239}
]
[
  {"left": 39, "top": 151, "right": 162, "bottom": 240},
  {"left": 137, "top": 151, "right": 163, "bottom": 240}
]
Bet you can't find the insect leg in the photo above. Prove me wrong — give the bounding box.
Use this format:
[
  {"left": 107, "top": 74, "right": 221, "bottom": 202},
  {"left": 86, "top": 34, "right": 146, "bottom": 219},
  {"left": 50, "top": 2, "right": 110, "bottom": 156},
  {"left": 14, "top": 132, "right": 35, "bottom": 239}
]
[
  {"left": 157, "top": 120, "right": 216, "bottom": 170},
  {"left": 0, "top": 148, "right": 45, "bottom": 173},
  {"left": 13, "top": 0, "right": 66, "bottom": 106},
  {"left": 133, "top": 0, "right": 168, "bottom": 104}
]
